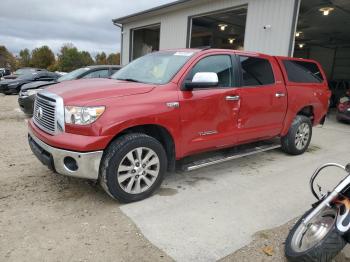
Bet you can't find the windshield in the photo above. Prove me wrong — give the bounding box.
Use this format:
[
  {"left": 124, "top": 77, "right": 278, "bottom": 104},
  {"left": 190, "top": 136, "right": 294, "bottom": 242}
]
[
  {"left": 112, "top": 51, "right": 194, "bottom": 84},
  {"left": 17, "top": 73, "right": 36, "bottom": 80},
  {"left": 14, "top": 68, "right": 36, "bottom": 75},
  {"left": 58, "top": 68, "right": 90, "bottom": 82}
]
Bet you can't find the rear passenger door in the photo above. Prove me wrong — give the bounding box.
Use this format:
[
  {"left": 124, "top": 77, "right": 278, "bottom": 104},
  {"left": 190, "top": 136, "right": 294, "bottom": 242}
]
[{"left": 235, "top": 54, "right": 288, "bottom": 143}]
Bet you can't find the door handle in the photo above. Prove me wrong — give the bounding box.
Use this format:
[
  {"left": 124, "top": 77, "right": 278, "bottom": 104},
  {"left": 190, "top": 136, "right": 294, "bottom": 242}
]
[
  {"left": 226, "top": 95, "right": 240, "bottom": 101},
  {"left": 275, "top": 93, "right": 286, "bottom": 98}
]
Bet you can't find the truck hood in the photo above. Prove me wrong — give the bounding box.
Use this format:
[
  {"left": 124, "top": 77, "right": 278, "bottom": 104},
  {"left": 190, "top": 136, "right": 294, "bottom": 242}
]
[{"left": 46, "top": 78, "right": 155, "bottom": 105}]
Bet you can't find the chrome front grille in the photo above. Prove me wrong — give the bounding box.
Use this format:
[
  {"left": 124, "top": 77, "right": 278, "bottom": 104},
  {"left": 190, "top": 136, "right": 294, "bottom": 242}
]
[{"left": 33, "top": 93, "right": 56, "bottom": 134}]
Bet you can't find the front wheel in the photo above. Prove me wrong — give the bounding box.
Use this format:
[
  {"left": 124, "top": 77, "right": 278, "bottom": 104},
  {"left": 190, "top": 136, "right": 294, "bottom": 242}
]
[
  {"left": 285, "top": 207, "right": 346, "bottom": 262},
  {"left": 100, "top": 133, "right": 167, "bottom": 203}
]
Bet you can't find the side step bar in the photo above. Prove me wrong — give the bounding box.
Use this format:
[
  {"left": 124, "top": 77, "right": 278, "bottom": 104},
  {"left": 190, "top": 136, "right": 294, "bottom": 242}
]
[{"left": 181, "top": 139, "right": 281, "bottom": 172}]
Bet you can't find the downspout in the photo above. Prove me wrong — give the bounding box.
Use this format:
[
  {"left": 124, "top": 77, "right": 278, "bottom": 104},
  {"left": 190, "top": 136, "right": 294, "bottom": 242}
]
[{"left": 113, "top": 21, "right": 123, "bottom": 65}]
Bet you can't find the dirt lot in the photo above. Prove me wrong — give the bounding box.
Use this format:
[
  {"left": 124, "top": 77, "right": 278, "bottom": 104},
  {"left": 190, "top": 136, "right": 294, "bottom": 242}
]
[{"left": 0, "top": 94, "right": 349, "bottom": 262}]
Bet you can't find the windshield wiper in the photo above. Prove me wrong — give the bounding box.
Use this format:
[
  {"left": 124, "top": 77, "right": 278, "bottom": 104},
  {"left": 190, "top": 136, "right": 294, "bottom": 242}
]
[{"left": 118, "top": 78, "right": 142, "bottom": 83}]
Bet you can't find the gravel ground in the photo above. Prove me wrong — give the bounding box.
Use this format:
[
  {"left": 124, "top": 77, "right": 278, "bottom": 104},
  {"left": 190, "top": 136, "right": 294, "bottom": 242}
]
[{"left": 0, "top": 94, "right": 349, "bottom": 262}]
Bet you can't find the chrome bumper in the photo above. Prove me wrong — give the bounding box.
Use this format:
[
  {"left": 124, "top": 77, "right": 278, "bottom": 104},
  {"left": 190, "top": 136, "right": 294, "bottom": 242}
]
[{"left": 28, "top": 129, "right": 103, "bottom": 180}]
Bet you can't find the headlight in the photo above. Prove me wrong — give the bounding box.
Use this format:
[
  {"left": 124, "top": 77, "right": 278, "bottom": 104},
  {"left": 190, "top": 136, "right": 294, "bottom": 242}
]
[
  {"left": 64, "top": 106, "right": 105, "bottom": 125},
  {"left": 8, "top": 82, "right": 18, "bottom": 87},
  {"left": 27, "top": 89, "right": 43, "bottom": 96}
]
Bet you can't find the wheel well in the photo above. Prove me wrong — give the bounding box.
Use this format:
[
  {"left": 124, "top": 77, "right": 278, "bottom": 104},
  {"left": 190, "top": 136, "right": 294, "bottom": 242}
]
[
  {"left": 110, "top": 125, "right": 176, "bottom": 172},
  {"left": 297, "top": 106, "right": 314, "bottom": 123}
]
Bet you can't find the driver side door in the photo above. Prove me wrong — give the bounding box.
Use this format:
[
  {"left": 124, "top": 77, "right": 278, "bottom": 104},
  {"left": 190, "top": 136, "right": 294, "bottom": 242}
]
[{"left": 179, "top": 53, "right": 240, "bottom": 157}]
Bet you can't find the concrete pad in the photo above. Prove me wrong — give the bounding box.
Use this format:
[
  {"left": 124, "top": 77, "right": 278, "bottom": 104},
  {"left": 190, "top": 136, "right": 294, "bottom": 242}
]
[{"left": 121, "top": 116, "right": 350, "bottom": 262}]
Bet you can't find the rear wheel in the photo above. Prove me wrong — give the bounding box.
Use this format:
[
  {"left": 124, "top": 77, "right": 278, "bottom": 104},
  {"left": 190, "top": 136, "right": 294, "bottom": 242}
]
[
  {"left": 100, "top": 133, "right": 167, "bottom": 203},
  {"left": 281, "top": 115, "right": 312, "bottom": 155},
  {"left": 285, "top": 206, "right": 346, "bottom": 262}
]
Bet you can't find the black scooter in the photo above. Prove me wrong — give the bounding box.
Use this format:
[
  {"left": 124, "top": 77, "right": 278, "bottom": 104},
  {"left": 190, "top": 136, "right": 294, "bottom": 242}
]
[{"left": 285, "top": 163, "right": 350, "bottom": 262}]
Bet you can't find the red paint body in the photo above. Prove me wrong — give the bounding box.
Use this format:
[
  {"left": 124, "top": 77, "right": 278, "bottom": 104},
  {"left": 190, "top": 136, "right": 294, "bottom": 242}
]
[{"left": 28, "top": 49, "right": 331, "bottom": 160}]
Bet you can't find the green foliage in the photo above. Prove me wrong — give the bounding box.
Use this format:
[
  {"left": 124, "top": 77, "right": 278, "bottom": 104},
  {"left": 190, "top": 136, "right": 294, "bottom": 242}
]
[
  {"left": 0, "top": 45, "right": 16, "bottom": 70},
  {"left": 56, "top": 44, "right": 94, "bottom": 72},
  {"left": 95, "top": 52, "right": 107, "bottom": 65},
  {"left": 107, "top": 53, "right": 120, "bottom": 65},
  {"left": 31, "top": 45, "right": 55, "bottom": 69},
  {"left": 81, "top": 51, "right": 94, "bottom": 66},
  {"left": 19, "top": 48, "right": 31, "bottom": 67},
  {"left": 1, "top": 44, "right": 120, "bottom": 73}
]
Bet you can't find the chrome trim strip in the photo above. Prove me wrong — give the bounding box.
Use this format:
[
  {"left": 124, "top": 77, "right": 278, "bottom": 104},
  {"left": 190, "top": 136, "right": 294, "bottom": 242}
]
[{"left": 184, "top": 144, "right": 281, "bottom": 171}]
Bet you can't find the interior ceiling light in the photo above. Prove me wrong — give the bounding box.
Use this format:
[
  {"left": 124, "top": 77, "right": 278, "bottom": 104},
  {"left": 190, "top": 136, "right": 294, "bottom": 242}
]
[
  {"left": 298, "top": 43, "right": 305, "bottom": 49},
  {"left": 228, "top": 38, "right": 236, "bottom": 44},
  {"left": 295, "top": 31, "right": 302, "bottom": 37},
  {"left": 319, "top": 7, "right": 334, "bottom": 16},
  {"left": 218, "top": 24, "right": 228, "bottom": 31}
]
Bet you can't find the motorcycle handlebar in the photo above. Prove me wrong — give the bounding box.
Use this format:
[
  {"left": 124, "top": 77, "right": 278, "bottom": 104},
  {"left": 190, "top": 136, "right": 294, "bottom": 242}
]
[{"left": 310, "top": 163, "right": 346, "bottom": 200}]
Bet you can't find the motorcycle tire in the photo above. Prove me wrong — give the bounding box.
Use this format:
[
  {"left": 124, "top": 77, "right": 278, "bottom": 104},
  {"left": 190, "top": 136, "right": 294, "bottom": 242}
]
[{"left": 285, "top": 207, "right": 346, "bottom": 262}]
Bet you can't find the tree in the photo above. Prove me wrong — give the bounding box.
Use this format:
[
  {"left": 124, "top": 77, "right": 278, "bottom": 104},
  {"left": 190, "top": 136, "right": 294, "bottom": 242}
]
[
  {"left": 31, "top": 46, "right": 55, "bottom": 69},
  {"left": 0, "top": 45, "right": 16, "bottom": 70},
  {"left": 56, "top": 44, "right": 94, "bottom": 72},
  {"left": 19, "top": 48, "right": 31, "bottom": 67},
  {"left": 80, "top": 51, "right": 94, "bottom": 66},
  {"left": 95, "top": 52, "right": 107, "bottom": 65},
  {"left": 107, "top": 53, "right": 120, "bottom": 65}
]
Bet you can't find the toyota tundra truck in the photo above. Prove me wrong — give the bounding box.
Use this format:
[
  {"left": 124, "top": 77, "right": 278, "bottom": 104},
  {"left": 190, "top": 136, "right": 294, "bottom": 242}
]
[{"left": 28, "top": 48, "right": 330, "bottom": 202}]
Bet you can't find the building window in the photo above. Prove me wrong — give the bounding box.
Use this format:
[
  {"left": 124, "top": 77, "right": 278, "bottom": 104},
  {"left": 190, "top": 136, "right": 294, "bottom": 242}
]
[
  {"left": 130, "top": 24, "right": 160, "bottom": 61},
  {"left": 189, "top": 7, "right": 247, "bottom": 50}
]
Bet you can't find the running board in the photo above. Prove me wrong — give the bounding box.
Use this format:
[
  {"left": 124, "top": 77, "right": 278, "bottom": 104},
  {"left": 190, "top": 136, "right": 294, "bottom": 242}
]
[{"left": 181, "top": 139, "right": 281, "bottom": 172}]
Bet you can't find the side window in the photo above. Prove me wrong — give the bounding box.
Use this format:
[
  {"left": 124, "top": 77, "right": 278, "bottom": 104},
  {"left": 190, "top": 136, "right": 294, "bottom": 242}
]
[
  {"left": 186, "top": 55, "right": 233, "bottom": 87},
  {"left": 283, "top": 60, "right": 324, "bottom": 83},
  {"left": 239, "top": 56, "right": 275, "bottom": 86},
  {"left": 111, "top": 68, "right": 120, "bottom": 75},
  {"left": 83, "top": 69, "right": 110, "bottom": 79}
]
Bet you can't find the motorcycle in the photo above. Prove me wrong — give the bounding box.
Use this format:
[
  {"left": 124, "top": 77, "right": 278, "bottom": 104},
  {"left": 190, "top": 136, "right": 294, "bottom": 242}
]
[{"left": 285, "top": 162, "right": 350, "bottom": 262}]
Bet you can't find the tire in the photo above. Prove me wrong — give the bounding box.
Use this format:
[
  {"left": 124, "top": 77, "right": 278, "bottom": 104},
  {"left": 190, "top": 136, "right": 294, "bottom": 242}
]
[
  {"left": 281, "top": 115, "right": 312, "bottom": 155},
  {"left": 100, "top": 133, "right": 167, "bottom": 203},
  {"left": 285, "top": 208, "right": 346, "bottom": 262}
]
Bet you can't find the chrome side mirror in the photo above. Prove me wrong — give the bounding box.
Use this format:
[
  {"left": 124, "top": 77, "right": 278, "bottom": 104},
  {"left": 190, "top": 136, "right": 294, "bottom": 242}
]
[{"left": 182, "top": 72, "right": 219, "bottom": 91}]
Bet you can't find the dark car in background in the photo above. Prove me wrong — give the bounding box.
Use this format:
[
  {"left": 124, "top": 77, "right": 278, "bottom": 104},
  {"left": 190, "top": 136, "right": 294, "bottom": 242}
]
[
  {"left": 0, "top": 71, "right": 59, "bottom": 95},
  {"left": 2, "top": 67, "right": 48, "bottom": 80},
  {"left": 18, "top": 65, "right": 121, "bottom": 115},
  {"left": 0, "top": 68, "right": 11, "bottom": 78},
  {"left": 336, "top": 91, "right": 350, "bottom": 123}
]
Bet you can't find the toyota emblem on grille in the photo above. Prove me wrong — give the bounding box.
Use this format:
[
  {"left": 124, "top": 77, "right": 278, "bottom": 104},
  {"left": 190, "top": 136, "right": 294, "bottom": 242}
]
[{"left": 36, "top": 107, "right": 43, "bottom": 119}]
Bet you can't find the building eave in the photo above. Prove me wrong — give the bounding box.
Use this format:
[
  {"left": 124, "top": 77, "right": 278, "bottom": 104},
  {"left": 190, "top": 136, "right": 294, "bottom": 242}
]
[{"left": 112, "top": 0, "right": 193, "bottom": 24}]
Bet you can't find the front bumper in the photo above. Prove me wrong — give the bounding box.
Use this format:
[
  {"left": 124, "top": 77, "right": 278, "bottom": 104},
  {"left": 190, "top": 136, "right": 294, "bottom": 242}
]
[
  {"left": 28, "top": 128, "right": 104, "bottom": 180},
  {"left": 18, "top": 95, "right": 35, "bottom": 115}
]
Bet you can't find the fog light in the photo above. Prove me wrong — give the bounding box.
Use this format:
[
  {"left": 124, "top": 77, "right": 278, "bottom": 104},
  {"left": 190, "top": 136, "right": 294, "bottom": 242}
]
[{"left": 63, "top": 157, "right": 78, "bottom": 172}]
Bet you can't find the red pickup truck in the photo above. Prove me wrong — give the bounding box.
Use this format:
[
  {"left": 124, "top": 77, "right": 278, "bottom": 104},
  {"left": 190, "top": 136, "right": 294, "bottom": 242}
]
[{"left": 28, "top": 48, "right": 330, "bottom": 202}]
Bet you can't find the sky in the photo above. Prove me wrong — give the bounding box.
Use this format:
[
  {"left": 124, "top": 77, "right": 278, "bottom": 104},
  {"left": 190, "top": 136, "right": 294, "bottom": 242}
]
[{"left": 0, "top": 0, "right": 175, "bottom": 57}]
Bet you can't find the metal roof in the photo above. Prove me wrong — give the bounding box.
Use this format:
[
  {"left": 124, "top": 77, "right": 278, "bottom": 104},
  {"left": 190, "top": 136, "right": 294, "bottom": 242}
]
[{"left": 112, "top": 0, "right": 193, "bottom": 24}]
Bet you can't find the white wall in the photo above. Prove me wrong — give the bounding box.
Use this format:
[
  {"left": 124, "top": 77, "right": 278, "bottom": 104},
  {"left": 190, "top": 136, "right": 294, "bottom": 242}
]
[
  {"left": 120, "top": 0, "right": 298, "bottom": 65},
  {"left": 244, "top": 0, "right": 298, "bottom": 56}
]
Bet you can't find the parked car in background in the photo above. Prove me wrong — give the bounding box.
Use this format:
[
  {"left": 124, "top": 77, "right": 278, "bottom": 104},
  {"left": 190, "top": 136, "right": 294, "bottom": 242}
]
[
  {"left": 329, "top": 80, "right": 350, "bottom": 107},
  {"left": 18, "top": 65, "right": 121, "bottom": 115},
  {"left": 0, "top": 68, "right": 11, "bottom": 79},
  {"left": 27, "top": 49, "right": 330, "bottom": 203},
  {"left": 2, "top": 67, "right": 48, "bottom": 80},
  {"left": 336, "top": 91, "right": 350, "bottom": 123},
  {"left": 0, "top": 71, "right": 59, "bottom": 95}
]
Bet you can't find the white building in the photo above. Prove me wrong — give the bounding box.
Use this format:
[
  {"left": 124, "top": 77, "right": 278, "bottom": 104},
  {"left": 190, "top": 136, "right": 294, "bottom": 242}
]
[{"left": 113, "top": 0, "right": 350, "bottom": 82}]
